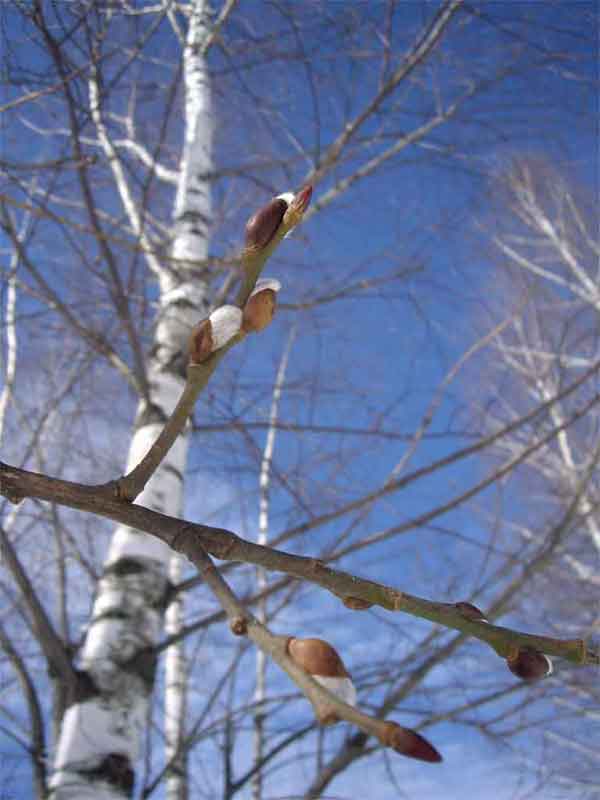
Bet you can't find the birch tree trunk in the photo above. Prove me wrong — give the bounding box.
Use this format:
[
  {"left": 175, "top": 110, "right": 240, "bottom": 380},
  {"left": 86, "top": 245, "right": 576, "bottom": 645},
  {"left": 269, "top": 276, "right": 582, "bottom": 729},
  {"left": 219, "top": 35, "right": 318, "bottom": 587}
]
[
  {"left": 49, "top": 3, "right": 213, "bottom": 798},
  {"left": 252, "top": 331, "right": 295, "bottom": 800}
]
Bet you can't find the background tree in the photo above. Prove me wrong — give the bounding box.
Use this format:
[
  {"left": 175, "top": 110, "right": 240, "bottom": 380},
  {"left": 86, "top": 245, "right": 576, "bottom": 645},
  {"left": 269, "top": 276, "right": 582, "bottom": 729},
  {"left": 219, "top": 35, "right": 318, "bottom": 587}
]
[
  {"left": 0, "top": 2, "right": 598, "bottom": 799},
  {"left": 465, "top": 159, "right": 599, "bottom": 798}
]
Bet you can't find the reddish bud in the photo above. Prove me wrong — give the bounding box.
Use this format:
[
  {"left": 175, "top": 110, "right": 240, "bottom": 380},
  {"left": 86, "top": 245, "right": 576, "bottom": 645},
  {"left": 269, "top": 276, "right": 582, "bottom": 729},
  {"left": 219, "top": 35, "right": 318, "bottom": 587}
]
[
  {"left": 454, "top": 602, "right": 488, "bottom": 623},
  {"left": 245, "top": 198, "right": 288, "bottom": 251},
  {"left": 290, "top": 184, "right": 312, "bottom": 214},
  {"left": 507, "top": 647, "right": 553, "bottom": 681},
  {"left": 189, "top": 306, "right": 243, "bottom": 363},
  {"left": 380, "top": 721, "right": 442, "bottom": 763},
  {"left": 189, "top": 318, "right": 213, "bottom": 364},
  {"left": 242, "top": 289, "right": 276, "bottom": 332}
]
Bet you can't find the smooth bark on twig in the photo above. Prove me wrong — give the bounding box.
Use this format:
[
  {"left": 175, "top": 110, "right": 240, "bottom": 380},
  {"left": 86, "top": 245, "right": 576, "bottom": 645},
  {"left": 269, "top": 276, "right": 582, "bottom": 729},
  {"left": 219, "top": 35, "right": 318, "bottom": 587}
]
[{"left": 1, "top": 461, "right": 596, "bottom": 669}]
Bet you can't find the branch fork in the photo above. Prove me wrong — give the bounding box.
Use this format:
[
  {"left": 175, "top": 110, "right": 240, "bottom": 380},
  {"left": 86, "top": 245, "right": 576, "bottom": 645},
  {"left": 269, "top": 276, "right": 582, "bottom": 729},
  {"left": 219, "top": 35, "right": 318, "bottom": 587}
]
[{"left": 106, "top": 187, "right": 311, "bottom": 502}]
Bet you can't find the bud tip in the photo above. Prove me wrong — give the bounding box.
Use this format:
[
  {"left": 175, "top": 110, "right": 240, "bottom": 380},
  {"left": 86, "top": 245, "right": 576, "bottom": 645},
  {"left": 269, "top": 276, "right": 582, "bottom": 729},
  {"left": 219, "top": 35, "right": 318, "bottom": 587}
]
[{"left": 381, "top": 721, "right": 442, "bottom": 763}]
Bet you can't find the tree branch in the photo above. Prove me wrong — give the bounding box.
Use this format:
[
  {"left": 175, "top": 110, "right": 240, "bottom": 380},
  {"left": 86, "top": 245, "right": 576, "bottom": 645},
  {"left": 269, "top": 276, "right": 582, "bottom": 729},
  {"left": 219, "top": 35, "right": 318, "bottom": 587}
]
[{"left": 0, "top": 461, "right": 596, "bottom": 667}]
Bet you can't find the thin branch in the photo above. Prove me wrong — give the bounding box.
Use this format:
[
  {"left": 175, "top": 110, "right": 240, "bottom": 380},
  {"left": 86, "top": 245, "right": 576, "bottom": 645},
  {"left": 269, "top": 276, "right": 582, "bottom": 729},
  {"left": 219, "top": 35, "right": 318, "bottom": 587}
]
[
  {"left": 0, "top": 462, "right": 596, "bottom": 667},
  {"left": 0, "top": 525, "right": 77, "bottom": 686},
  {"left": 109, "top": 189, "right": 310, "bottom": 501},
  {"left": 189, "top": 543, "right": 429, "bottom": 753},
  {"left": 0, "top": 621, "right": 47, "bottom": 797}
]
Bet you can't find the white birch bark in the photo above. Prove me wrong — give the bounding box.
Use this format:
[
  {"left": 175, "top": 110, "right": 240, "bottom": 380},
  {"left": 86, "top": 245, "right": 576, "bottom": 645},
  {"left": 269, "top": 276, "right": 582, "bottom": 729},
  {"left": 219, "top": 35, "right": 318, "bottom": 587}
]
[
  {"left": 488, "top": 164, "right": 600, "bottom": 582},
  {"left": 164, "top": 555, "right": 188, "bottom": 800},
  {"left": 252, "top": 331, "right": 295, "bottom": 800},
  {"left": 163, "top": 5, "right": 213, "bottom": 798},
  {"left": 0, "top": 204, "right": 34, "bottom": 445},
  {"left": 49, "top": 2, "right": 213, "bottom": 798}
]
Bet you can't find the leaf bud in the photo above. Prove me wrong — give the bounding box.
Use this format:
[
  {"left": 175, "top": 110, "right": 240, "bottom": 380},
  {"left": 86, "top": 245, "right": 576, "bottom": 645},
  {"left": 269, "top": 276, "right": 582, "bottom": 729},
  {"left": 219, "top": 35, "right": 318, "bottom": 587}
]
[
  {"left": 210, "top": 305, "right": 243, "bottom": 347},
  {"left": 379, "top": 721, "right": 442, "bottom": 763},
  {"left": 189, "top": 318, "right": 213, "bottom": 364},
  {"left": 188, "top": 305, "right": 243, "bottom": 363},
  {"left": 242, "top": 279, "right": 281, "bottom": 333},
  {"left": 277, "top": 185, "right": 312, "bottom": 235},
  {"left": 245, "top": 198, "right": 288, "bottom": 251},
  {"left": 340, "top": 595, "right": 373, "bottom": 611},
  {"left": 506, "top": 647, "right": 553, "bottom": 681},
  {"left": 454, "top": 602, "right": 488, "bottom": 623},
  {"left": 287, "top": 636, "right": 357, "bottom": 722},
  {"left": 278, "top": 184, "right": 312, "bottom": 215}
]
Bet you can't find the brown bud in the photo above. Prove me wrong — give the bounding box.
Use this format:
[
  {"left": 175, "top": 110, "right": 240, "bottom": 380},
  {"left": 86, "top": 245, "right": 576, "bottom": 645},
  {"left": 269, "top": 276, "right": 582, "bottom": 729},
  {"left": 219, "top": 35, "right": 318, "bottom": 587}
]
[
  {"left": 507, "top": 647, "right": 553, "bottom": 681},
  {"left": 288, "top": 636, "right": 356, "bottom": 725},
  {"left": 380, "top": 721, "right": 442, "bottom": 763},
  {"left": 286, "top": 637, "right": 349, "bottom": 678},
  {"left": 454, "top": 602, "right": 488, "bottom": 623},
  {"left": 341, "top": 596, "right": 373, "bottom": 611},
  {"left": 229, "top": 616, "right": 248, "bottom": 636},
  {"left": 242, "top": 289, "right": 276, "bottom": 332},
  {"left": 189, "top": 318, "right": 213, "bottom": 364},
  {"left": 245, "top": 198, "right": 288, "bottom": 251}
]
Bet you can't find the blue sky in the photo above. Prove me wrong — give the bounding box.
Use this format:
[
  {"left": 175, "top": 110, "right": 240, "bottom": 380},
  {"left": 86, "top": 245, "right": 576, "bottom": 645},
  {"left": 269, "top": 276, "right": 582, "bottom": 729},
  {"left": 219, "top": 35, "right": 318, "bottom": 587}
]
[{"left": 1, "top": 2, "right": 598, "bottom": 798}]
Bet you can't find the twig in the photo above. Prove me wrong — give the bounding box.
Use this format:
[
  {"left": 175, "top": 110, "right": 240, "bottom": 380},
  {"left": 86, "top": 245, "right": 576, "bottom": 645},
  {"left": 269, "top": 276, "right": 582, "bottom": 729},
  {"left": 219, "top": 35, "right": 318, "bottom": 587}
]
[
  {"left": 191, "top": 543, "right": 428, "bottom": 751},
  {"left": 0, "top": 461, "right": 597, "bottom": 668},
  {"left": 107, "top": 189, "right": 310, "bottom": 501}
]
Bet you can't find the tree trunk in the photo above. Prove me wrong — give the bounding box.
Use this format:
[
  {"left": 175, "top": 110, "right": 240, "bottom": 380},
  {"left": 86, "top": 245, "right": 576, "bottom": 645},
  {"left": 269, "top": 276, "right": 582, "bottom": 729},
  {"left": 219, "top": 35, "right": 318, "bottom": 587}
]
[
  {"left": 252, "top": 332, "right": 295, "bottom": 800},
  {"left": 49, "top": 3, "right": 213, "bottom": 797}
]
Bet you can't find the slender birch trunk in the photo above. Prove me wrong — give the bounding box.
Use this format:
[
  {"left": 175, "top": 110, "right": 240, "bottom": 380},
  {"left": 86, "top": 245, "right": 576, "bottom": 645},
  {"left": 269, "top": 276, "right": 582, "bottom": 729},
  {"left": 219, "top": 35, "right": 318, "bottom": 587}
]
[
  {"left": 252, "top": 331, "right": 295, "bottom": 800},
  {"left": 164, "top": 554, "right": 189, "bottom": 800},
  {"left": 49, "top": 3, "right": 213, "bottom": 798}
]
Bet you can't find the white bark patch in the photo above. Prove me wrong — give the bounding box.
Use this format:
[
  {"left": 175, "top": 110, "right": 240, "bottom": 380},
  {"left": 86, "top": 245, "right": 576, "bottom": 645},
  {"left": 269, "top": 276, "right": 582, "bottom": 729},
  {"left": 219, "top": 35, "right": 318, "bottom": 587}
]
[
  {"left": 51, "top": 695, "right": 145, "bottom": 782},
  {"left": 125, "top": 423, "right": 176, "bottom": 476},
  {"left": 164, "top": 553, "right": 187, "bottom": 795},
  {"left": 108, "top": 526, "right": 172, "bottom": 565},
  {"left": 135, "top": 442, "right": 186, "bottom": 514},
  {"left": 156, "top": 281, "right": 209, "bottom": 357},
  {"left": 49, "top": 781, "right": 123, "bottom": 800},
  {"left": 172, "top": 5, "right": 212, "bottom": 268},
  {"left": 106, "top": 421, "right": 187, "bottom": 565},
  {"left": 208, "top": 305, "right": 243, "bottom": 349},
  {"left": 82, "top": 569, "right": 164, "bottom": 691},
  {"left": 92, "top": 589, "right": 125, "bottom": 618},
  {"left": 313, "top": 675, "right": 357, "bottom": 707}
]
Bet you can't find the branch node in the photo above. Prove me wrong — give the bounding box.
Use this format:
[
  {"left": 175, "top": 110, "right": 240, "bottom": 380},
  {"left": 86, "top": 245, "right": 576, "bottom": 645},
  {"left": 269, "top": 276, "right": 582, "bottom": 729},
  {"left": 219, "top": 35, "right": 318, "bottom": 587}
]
[
  {"left": 339, "top": 595, "right": 373, "bottom": 611},
  {"left": 309, "top": 558, "right": 327, "bottom": 575},
  {"left": 108, "top": 477, "right": 136, "bottom": 503},
  {"left": 213, "top": 532, "right": 238, "bottom": 561},
  {"left": 229, "top": 616, "right": 248, "bottom": 636},
  {"left": 170, "top": 523, "right": 196, "bottom": 558},
  {"left": 1, "top": 480, "right": 24, "bottom": 505}
]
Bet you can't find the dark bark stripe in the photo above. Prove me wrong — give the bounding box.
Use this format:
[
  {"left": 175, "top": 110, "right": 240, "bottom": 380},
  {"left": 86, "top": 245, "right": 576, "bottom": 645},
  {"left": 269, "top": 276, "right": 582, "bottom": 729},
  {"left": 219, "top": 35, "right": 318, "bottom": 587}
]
[
  {"left": 124, "top": 648, "right": 158, "bottom": 689},
  {"left": 175, "top": 209, "right": 210, "bottom": 225},
  {"left": 79, "top": 753, "right": 134, "bottom": 797},
  {"left": 135, "top": 401, "right": 168, "bottom": 428},
  {"left": 104, "top": 557, "right": 147, "bottom": 577},
  {"left": 162, "top": 463, "right": 184, "bottom": 483},
  {"left": 66, "top": 669, "right": 100, "bottom": 708}
]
